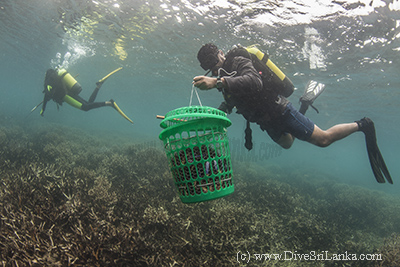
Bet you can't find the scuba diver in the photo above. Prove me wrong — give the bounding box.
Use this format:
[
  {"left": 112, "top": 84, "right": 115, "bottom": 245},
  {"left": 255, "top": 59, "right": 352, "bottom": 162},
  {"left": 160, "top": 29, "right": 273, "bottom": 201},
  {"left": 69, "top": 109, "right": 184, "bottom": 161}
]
[
  {"left": 193, "top": 43, "right": 392, "bottom": 184},
  {"left": 39, "top": 67, "right": 133, "bottom": 123}
]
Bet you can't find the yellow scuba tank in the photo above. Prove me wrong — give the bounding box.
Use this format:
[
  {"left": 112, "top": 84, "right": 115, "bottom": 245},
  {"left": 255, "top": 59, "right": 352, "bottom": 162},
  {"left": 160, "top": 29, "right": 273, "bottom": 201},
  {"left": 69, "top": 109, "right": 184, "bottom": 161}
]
[
  {"left": 245, "top": 45, "right": 294, "bottom": 97},
  {"left": 57, "top": 68, "right": 82, "bottom": 95}
]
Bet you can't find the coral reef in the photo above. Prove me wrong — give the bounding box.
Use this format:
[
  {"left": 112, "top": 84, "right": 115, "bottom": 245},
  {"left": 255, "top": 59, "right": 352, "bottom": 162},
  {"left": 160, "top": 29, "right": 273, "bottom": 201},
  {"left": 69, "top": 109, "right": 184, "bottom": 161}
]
[
  {"left": 371, "top": 233, "right": 400, "bottom": 266},
  {"left": 0, "top": 122, "right": 399, "bottom": 266}
]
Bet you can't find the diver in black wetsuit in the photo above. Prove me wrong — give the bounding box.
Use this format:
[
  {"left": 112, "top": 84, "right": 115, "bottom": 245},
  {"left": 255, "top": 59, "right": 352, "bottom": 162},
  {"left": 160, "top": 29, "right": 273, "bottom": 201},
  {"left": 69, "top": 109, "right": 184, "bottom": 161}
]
[
  {"left": 40, "top": 67, "right": 133, "bottom": 123},
  {"left": 193, "top": 43, "right": 392, "bottom": 184}
]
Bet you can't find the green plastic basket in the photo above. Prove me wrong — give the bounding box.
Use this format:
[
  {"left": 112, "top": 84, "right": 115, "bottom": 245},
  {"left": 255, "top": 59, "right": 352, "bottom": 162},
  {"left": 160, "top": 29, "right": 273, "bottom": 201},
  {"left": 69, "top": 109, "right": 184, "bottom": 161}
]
[{"left": 159, "top": 106, "right": 234, "bottom": 203}]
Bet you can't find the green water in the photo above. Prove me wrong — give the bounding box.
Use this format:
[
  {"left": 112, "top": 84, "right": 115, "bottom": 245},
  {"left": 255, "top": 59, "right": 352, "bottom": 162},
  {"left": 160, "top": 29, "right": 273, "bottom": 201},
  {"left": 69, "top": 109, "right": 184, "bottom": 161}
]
[{"left": 1, "top": 0, "right": 400, "bottom": 265}]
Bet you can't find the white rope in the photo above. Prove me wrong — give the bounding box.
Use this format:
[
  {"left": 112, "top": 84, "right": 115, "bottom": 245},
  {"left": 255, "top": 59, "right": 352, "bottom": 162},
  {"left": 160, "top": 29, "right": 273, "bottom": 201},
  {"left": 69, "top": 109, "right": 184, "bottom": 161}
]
[
  {"left": 190, "top": 68, "right": 236, "bottom": 107},
  {"left": 189, "top": 84, "right": 202, "bottom": 106}
]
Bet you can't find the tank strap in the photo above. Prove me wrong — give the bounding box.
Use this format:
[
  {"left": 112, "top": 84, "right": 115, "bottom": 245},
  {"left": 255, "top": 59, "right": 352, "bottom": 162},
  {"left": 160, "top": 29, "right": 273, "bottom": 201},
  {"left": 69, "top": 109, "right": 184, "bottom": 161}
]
[
  {"left": 258, "top": 53, "right": 269, "bottom": 64},
  {"left": 59, "top": 71, "right": 68, "bottom": 79}
]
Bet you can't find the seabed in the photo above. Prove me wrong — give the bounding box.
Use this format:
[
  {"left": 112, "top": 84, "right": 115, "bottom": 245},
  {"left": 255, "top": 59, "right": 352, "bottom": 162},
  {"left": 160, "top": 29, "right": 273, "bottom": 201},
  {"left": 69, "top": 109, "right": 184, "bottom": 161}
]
[{"left": 0, "top": 121, "right": 399, "bottom": 266}]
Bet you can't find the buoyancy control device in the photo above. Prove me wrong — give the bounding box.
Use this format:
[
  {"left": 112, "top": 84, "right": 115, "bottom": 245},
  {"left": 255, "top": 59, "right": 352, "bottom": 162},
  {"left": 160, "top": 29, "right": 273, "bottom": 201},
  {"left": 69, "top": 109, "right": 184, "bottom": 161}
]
[{"left": 245, "top": 45, "right": 294, "bottom": 98}]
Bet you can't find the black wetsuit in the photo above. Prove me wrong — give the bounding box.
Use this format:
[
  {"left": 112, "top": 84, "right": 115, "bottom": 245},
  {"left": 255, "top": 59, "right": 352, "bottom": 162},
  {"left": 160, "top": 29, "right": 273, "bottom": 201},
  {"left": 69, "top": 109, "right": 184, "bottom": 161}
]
[
  {"left": 218, "top": 49, "right": 290, "bottom": 136},
  {"left": 218, "top": 48, "right": 318, "bottom": 144}
]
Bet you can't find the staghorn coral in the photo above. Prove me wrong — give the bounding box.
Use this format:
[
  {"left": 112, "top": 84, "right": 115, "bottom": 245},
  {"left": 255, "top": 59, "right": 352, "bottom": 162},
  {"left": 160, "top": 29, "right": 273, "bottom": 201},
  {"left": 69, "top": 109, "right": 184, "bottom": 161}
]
[
  {"left": 371, "top": 233, "right": 400, "bottom": 266},
  {"left": 0, "top": 121, "right": 400, "bottom": 266},
  {"left": 88, "top": 176, "right": 117, "bottom": 207},
  {"left": 143, "top": 205, "right": 170, "bottom": 224}
]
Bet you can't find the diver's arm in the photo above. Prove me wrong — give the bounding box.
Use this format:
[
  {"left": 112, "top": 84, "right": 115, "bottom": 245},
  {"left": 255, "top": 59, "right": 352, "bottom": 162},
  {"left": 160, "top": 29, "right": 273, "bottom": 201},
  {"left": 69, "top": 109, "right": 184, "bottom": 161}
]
[
  {"left": 40, "top": 93, "right": 51, "bottom": 116},
  {"left": 192, "top": 76, "right": 225, "bottom": 90}
]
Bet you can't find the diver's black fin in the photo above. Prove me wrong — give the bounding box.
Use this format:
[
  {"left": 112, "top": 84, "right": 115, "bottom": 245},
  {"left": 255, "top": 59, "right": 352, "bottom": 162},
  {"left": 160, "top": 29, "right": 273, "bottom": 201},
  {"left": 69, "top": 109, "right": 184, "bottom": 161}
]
[
  {"left": 375, "top": 145, "right": 393, "bottom": 184},
  {"left": 359, "top": 117, "right": 393, "bottom": 184},
  {"left": 366, "top": 140, "right": 385, "bottom": 183}
]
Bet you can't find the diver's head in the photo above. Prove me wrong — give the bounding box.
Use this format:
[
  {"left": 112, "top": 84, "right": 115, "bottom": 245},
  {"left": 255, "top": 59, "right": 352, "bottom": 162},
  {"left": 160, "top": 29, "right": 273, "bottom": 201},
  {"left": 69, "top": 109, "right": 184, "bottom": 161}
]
[
  {"left": 197, "top": 43, "right": 224, "bottom": 76},
  {"left": 45, "top": 68, "right": 57, "bottom": 78}
]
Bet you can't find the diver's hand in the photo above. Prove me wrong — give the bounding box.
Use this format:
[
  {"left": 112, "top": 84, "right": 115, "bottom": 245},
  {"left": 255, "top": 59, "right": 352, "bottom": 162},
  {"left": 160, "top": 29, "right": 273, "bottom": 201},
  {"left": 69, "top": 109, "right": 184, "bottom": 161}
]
[{"left": 193, "top": 76, "right": 217, "bottom": 90}]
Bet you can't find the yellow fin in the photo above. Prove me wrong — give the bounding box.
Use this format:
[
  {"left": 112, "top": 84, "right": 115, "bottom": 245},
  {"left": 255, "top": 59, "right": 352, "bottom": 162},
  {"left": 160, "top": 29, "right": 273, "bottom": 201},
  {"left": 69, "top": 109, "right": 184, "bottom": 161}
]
[
  {"left": 98, "top": 67, "right": 123, "bottom": 84},
  {"left": 112, "top": 101, "right": 133, "bottom": 124}
]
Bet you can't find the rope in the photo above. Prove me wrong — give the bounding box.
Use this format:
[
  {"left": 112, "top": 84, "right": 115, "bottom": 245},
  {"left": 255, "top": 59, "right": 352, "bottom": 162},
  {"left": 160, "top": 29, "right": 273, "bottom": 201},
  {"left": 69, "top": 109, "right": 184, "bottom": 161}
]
[
  {"left": 189, "top": 84, "right": 202, "bottom": 106},
  {"left": 189, "top": 68, "right": 236, "bottom": 107}
]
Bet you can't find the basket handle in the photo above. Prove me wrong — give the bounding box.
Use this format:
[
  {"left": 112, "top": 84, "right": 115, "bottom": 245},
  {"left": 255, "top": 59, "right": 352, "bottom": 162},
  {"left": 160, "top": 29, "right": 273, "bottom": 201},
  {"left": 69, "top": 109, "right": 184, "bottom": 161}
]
[{"left": 189, "top": 84, "right": 202, "bottom": 106}]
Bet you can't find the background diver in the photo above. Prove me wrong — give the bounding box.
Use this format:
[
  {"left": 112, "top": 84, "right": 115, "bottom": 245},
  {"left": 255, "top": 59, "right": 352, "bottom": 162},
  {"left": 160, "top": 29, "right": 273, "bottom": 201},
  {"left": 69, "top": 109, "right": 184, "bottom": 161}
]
[
  {"left": 193, "top": 43, "right": 392, "bottom": 184},
  {"left": 38, "top": 67, "right": 133, "bottom": 123}
]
